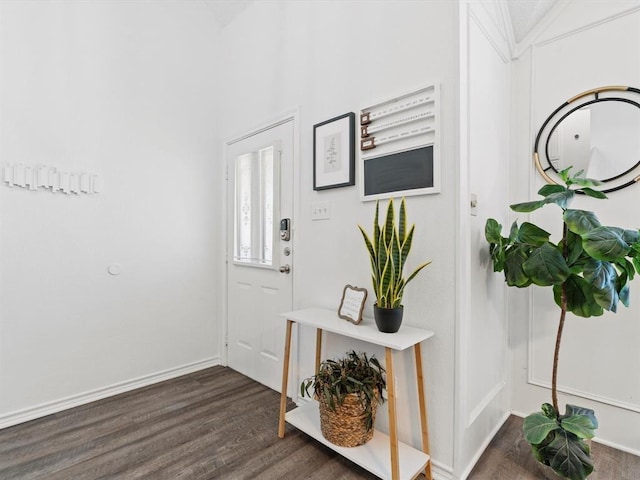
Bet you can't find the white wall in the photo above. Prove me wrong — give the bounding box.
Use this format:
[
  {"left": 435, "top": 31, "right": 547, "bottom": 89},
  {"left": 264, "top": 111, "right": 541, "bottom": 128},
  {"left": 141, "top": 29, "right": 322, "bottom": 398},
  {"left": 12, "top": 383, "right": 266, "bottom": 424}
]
[
  {"left": 6, "top": 0, "right": 638, "bottom": 476},
  {"left": 511, "top": 1, "right": 640, "bottom": 455},
  {"left": 455, "top": 2, "right": 511, "bottom": 477},
  {"left": 0, "top": 1, "right": 221, "bottom": 426},
  {"left": 218, "top": 1, "right": 458, "bottom": 476}
]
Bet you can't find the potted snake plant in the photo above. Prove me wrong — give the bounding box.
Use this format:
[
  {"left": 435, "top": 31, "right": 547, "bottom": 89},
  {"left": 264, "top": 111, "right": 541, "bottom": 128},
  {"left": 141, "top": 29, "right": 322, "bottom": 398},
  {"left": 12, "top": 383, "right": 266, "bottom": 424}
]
[
  {"left": 358, "top": 197, "right": 431, "bottom": 333},
  {"left": 485, "top": 167, "right": 640, "bottom": 480}
]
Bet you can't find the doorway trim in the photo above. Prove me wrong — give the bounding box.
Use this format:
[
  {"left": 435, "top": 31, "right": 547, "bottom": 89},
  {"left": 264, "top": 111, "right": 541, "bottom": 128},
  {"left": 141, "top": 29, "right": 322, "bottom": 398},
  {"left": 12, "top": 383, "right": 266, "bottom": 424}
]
[{"left": 220, "top": 107, "right": 301, "bottom": 397}]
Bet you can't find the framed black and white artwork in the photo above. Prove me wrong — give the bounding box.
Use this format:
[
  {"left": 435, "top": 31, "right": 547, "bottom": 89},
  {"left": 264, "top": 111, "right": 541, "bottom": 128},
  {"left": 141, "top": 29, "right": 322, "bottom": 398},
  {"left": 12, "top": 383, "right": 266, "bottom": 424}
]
[{"left": 313, "top": 112, "right": 355, "bottom": 190}]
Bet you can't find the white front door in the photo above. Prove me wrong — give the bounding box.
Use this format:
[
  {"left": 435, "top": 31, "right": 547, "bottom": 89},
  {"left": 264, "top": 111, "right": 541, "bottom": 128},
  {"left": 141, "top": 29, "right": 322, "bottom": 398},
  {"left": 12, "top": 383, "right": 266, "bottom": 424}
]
[{"left": 226, "top": 119, "right": 294, "bottom": 392}]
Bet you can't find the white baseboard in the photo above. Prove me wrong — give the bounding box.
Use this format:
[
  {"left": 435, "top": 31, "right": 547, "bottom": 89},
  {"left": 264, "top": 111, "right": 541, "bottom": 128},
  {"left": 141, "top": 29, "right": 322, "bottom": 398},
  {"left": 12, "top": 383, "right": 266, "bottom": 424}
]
[
  {"left": 0, "top": 356, "right": 221, "bottom": 429},
  {"left": 431, "top": 460, "right": 455, "bottom": 480},
  {"left": 459, "top": 410, "right": 511, "bottom": 480}
]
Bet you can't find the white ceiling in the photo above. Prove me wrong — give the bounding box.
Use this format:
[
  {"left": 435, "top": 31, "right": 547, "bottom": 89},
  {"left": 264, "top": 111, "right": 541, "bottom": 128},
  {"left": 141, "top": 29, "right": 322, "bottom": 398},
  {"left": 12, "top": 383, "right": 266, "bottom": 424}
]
[
  {"left": 201, "top": 0, "right": 559, "bottom": 46},
  {"left": 507, "top": 0, "right": 559, "bottom": 42}
]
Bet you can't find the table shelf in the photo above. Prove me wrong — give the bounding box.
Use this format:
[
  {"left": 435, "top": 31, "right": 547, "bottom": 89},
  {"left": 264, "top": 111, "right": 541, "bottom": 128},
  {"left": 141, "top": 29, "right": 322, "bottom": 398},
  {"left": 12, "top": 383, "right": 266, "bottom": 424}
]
[
  {"left": 278, "top": 308, "right": 434, "bottom": 480},
  {"left": 286, "top": 401, "right": 430, "bottom": 480},
  {"left": 280, "top": 308, "right": 434, "bottom": 350}
]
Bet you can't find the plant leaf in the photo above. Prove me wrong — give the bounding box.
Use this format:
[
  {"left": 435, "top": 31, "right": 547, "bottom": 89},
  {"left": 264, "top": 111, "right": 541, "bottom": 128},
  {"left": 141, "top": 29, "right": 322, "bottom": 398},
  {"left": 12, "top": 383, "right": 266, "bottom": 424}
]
[
  {"left": 542, "top": 403, "right": 558, "bottom": 419},
  {"left": 580, "top": 187, "right": 607, "bottom": 199},
  {"left": 583, "top": 259, "right": 619, "bottom": 312},
  {"left": 504, "top": 247, "right": 532, "bottom": 287},
  {"left": 485, "top": 218, "right": 503, "bottom": 244},
  {"left": 383, "top": 198, "right": 395, "bottom": 246},
  {"left": 538, "top": 184, "right": 568, "bottom": 197},
  {"left": 398, "top": 198, "right": 407, "bottom": 242},
  {"left": 523, "top": 412, "right": 559, "bottom": 445},
  {"left": 563, "top": 209, "right": 601, "bottom": 235},
  {"left": 563, "top": 231, "right": 584, "bottom": 266},
  {"left": 558, "top": 166, "right": 573, "bottom": 183},
  {"left": 634, "top": 257, "right": 640, "bottom": 277},
  {"left": 509, "top": 220, "right": 518, "bottom": 243},
  {"left": 404, "top": 262, "right": 432, "bottom": 287},
  {"left": 359, "top": 226, "right": 376, "bottom": 262},
  {"left": 622, "top": 228, "right": 640, "bottom": 245},
  {"left": 541, "top": 430, "right": 594, "bottom": 480},
  {"left": 517, "top": 222, "right": 551, "bottom": 246},
  {"left": 544, "top": 190, "right": 575, "bottom": 209},
  {"left": 554, "top": 275, "right": 604, "bottom": 318},
  {"left": 593, "top": 281, "right": 619, "bottom": 312},
  {"left": 511, "top": 199, "right": 546, "bottom": 213},
  {"left": 616, "top": 272, "right": 631, "bottom": 308},
  {"left": 401, "top": 225, "right": 415, "bottom": 268},
  {"left": 582, "top": 226, "right": 631, "bottom": 261},
  {"left": 571, "top": 176, "right": 603, "bottom": 188},
  {"left": 561, "top": 415, "right": 597, "bottom": 439},
  {"left": 564, "top": 405, "right": 598, "bottom": 429},
  {"left": 583, "top": 259, "right": 616, "bottom": 290},
  {"left": 522, "top": 243, "right": 571, "bottom": 286}
]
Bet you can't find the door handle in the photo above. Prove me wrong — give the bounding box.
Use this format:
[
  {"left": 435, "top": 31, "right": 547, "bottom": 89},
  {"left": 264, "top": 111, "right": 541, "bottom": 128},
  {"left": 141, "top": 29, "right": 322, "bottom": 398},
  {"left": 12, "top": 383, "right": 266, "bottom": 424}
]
[{"left": 279, "top": 264, "right": 291, "bottom": 274}]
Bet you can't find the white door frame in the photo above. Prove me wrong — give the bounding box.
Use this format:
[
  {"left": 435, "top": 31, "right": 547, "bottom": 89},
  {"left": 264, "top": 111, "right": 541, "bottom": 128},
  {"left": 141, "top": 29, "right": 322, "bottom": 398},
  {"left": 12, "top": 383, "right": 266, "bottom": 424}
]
[{"left": 220, "top": 107, "right": 301, "bottom": 398}]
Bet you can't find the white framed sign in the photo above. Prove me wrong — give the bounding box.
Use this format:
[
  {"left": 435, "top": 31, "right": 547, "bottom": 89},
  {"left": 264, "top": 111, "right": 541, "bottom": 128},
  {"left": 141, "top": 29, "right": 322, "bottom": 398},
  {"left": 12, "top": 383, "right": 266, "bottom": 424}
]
[{"left": 338, "top": 285, "right": 368, "bottom": 325}]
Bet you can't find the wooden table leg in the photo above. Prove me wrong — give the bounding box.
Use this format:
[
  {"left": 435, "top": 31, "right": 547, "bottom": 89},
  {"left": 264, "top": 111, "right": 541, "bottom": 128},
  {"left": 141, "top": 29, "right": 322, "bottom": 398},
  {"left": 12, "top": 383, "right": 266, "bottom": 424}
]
[
  {"left": 278, "top": 319, "right": 294, "bottom": 438},
  {"left": 385, "top": 347, "right": 400, "bottom": 480},
  {"left": 414, "top": 343, "right": 432, "bottom": 480},
  {"left": 315, "top": 328, "right": 323, "bottom": 373}
]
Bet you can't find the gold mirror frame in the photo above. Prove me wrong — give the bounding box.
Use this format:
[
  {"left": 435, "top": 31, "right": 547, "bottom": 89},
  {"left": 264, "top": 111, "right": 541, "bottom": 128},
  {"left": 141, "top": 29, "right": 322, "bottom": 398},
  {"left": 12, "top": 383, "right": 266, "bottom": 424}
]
[{"left": 533, "top": 85, "right": 640, "bottom": 193}]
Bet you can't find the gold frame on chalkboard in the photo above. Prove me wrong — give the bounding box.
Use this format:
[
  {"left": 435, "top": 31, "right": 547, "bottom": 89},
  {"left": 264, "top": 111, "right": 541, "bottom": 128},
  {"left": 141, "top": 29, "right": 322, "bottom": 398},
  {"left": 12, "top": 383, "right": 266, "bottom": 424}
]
[{"left": 338, "top": 285, "right": 368, "bottom": 325}]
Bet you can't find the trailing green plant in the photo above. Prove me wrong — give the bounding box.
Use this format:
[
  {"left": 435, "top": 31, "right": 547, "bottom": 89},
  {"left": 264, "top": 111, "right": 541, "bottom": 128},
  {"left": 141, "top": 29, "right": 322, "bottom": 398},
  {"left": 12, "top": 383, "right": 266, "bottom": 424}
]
[
  {"left": 485, "top": 167, "right": 640, "bottom": 480},
  {"left": 300, "top": 350, "right": 386, "bottom": 430},
  {"left": 358, "top": 197, "right": 431, "bottom": 309}
]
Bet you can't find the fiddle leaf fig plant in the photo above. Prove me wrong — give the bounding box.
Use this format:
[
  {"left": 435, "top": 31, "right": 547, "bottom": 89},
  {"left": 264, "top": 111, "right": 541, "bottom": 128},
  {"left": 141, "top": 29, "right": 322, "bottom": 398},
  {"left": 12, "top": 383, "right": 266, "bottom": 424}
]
[
  {"left": 485, "top": 167, "right": 640, "bottom": 480},
  {"left": 358, "top": 198, "right": 431, "bottom": 309}
]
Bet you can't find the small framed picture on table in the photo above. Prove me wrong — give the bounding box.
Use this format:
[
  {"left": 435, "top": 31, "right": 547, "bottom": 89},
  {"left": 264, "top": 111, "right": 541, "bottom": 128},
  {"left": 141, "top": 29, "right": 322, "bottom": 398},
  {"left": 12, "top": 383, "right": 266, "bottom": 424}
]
[{"left": 338, "top": 285, "right": 368, "bottom": 325}]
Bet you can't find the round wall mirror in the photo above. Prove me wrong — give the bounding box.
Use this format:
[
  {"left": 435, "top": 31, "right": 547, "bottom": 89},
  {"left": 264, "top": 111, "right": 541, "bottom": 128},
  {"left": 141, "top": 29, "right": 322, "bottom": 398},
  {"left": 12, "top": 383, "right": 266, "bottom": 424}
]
[{"left": 533, "top": 86, "right": 640, "bottom": 193}]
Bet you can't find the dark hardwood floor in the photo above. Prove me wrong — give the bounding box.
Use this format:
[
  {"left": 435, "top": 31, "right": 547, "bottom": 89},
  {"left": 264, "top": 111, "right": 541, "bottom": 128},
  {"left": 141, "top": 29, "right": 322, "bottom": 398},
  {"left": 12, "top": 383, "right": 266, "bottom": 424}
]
[
  {"left": 1, "top": 366, "right": 638, "bottom": 479},
  {"left": 468, "top": 414, "right": 640, "bottom": 480},
  {"left": 0, "top": 366, "right": 380, "bottom": 480}
]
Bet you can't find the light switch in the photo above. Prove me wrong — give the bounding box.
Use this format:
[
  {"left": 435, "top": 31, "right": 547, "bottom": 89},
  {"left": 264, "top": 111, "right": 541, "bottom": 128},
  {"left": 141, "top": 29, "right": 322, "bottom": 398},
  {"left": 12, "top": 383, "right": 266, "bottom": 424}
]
[
  {"left": 311, "top": 201, "right": 330, "bottom": 221},
  {"left": 470, "top": 193, "right": 478, "bottom": 216}
]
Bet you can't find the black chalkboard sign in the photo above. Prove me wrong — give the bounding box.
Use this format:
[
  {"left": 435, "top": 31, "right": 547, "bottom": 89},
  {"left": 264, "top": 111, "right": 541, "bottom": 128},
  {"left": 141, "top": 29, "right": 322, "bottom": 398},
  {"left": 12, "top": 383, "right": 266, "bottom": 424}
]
[{"left": 363, "top": 146, "right": 434, "bottom": 197}]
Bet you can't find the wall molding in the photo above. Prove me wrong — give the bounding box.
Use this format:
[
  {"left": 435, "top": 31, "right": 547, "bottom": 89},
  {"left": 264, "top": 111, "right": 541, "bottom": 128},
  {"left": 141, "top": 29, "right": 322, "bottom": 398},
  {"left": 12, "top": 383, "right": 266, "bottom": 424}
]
[
  {"left": 493, "top": 0, "right": 517, "bottom": 58},
  {"left": 460, "top": 411, "right": 511, "bottom": 480},
  {"left": 467, "top": 380, "right": 507, "bottom": 427},
  {"left": 455, "top": 2, "right": 511, "bottom": 478},
  {"left": 524, "top": 286, "right": 640, "bottom": 413},
  {"left": 0, "top": 357, "right": 221, "bottom": 429},
  {"left": 461, "top": 0, "right": 510, "bottom": 428},
  {"left": 468, "top": 1, "right": 511, "bottom": 63},
  {"left": 527, "top": 377, "right": 640, "bottom": 414},
  {"left": 533, "top": 5, "right": 640, "bottom": 50},
  {"left": 512, "top": 0, "right": 570, "bottom": 59}
]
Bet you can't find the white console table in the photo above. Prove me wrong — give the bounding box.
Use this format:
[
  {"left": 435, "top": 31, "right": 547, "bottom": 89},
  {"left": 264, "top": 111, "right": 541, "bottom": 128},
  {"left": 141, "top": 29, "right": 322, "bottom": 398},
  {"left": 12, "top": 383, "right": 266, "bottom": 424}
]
[{"left": 277, "top": 308, "right": 435, "bottom": 480}]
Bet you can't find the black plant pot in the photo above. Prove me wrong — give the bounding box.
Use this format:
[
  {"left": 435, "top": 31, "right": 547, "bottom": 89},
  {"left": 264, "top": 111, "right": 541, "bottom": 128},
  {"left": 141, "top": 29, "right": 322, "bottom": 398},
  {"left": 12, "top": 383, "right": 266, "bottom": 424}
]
[{"left": 373, "top": 305, "right": 404, "bottom": 333}]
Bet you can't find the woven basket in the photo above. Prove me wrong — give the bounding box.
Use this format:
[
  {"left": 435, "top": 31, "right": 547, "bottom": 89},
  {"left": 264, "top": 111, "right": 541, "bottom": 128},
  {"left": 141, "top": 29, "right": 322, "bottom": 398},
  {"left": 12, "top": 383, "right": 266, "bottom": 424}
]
[{"left": 317, "top": 392, "right": 378, "bottom": 447}]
